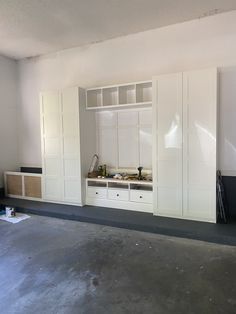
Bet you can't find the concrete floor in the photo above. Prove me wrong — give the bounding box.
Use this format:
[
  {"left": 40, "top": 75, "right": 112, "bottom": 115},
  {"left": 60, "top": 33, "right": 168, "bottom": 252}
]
[{"left": 0, "top": 215, "right": 236, "bottom": 314}]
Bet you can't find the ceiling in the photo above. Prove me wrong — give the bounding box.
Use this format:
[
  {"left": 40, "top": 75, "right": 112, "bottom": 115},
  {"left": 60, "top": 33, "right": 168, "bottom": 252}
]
[{"left": 0, "top": 0, "right": 236, "bottom": 60}]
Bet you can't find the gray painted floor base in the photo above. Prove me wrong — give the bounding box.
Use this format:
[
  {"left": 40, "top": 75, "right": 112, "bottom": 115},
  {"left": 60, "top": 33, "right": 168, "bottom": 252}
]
[
  {"left": 1, "top": 197, "right": 236, "bottom": 246},
  {"left": 0, "top": 215, "right": 236, "bottom": 314}
]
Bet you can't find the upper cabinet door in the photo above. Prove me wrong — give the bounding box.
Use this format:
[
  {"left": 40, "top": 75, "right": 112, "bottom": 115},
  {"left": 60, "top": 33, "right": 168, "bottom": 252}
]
[
  {"left": 62, "top": 87, "right": 79, "bottom": 138},
  {"left": 118, "top": 111, "right": 139, "bottom": 168},
  {"left": 183, "top": 68, "right": 217, "bottom": 222},
  {"left": 154, "top": 73, "right": 183, "bottom": 217},
  {"left": 96, "top": 111, "right": 118, "bottom": 168},
  {"left": 118, "top": 127, "right": 139, "bottom": 168},
  {"left": 96, "top": 109, "right": 152, "bottom": 170},
  {"left": 40, "top": 91, "right": 63, "bottom": 201},
  {"left": 98, "top": 128, "right": 118, "bottom": 168},
  {"left": 41, "top": 91, "right": 62, "bottom": 160},
  {"left": 96, "top": 111, "right": 117, "bottom": 128},
  {"left": 139, "top": 126, "right": 152, "bottom": 169},
  {"left": 139, "top": 109, "right": 152, "bottom": 169},
  {"left": 41, "top": 91, "right": 61, "bottom": 139}
]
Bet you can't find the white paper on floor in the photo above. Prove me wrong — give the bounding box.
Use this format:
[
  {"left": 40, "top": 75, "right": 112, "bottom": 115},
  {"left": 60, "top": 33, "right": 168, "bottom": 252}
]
[{"left": 0, "top": 213, "right": 30, "bottom": 224}]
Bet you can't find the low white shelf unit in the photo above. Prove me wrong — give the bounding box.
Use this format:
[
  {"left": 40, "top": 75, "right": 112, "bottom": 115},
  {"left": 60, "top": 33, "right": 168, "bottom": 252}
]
[
  {"left": 86, "top": 178, "right": 153, "bottom": 213},
  {"left": 4, "top": 171, "right": 42, "bottom": 201},
  {"left": 86, "top": 81, "right": 152, "bottom": 110}
]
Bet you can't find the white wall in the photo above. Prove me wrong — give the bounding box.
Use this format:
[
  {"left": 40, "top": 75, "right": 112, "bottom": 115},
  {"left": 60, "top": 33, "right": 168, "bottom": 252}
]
[
  {"left": 0, "top": 55, "right": 18, "bottom": 187},
  {"left": 17, "top": 11, "right": 236, "bottom": 174}
]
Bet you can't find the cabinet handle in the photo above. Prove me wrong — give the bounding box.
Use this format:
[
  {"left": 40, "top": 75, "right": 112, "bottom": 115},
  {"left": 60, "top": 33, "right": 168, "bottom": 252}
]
[
  {"left": 139, "top": 196, "right": 143, "bottom": 199},
  {"left": 96, "top": 192, "right": 98, "bottom": 195},
  {"left": 117, "top": 194, "right": 119, "bottom": 197}
]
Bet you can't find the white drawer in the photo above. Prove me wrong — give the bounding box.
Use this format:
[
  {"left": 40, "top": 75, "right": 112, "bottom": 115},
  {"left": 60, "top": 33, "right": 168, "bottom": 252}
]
[
  {"left": 130, "top": 190, "right": 152, "bottom": 204},
  {"left": 108, "top": 189, "right": 129, "bottom": 201},
  {"left": 87, "top": 187, "right": 107, "bottom": 199}
]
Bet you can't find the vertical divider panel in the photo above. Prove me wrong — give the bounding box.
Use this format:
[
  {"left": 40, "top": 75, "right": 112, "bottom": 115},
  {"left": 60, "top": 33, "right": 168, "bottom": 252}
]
[
  {"left": 152, "top": 79, "right": 158, "bottom": 214},
  {"left": 182, "top": 72, "right": 188, "bottom": 220},
  {"left": 22, "top": 175, "right": 25, "bottom": 197}
]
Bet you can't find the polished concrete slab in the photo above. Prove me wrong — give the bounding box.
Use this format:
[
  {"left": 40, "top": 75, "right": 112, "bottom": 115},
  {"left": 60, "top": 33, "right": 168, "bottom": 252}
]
[{"left": 0, "top": 215, "right": 236, "bottom": 314}]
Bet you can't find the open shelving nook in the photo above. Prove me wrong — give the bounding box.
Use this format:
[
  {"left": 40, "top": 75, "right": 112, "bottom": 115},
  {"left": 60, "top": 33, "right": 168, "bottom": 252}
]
[
  {"left": 86, "top": 80, "right": 152, "bottom": 110},
  {"left": 86, "top": 89, "right": 102, "bottom": 108}
]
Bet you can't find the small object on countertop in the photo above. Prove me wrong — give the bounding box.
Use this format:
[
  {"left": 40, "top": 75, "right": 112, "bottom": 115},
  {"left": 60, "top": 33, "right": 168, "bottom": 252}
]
[
  {"left": 89, "top": 154, "right": 99, "bottom": 173},
  {"left": 113, "top": 173, "right": 123, "bottom": 180},
  {"left": 88, "top": 171, "right": 100, "bottom": 178},
  {"left": 102, "top": 164, "right": 107, "bottom": 177},
  {"left": 137, "top": 166, "right": 143, "bottom": 180},
  {"left": 88, "top": 154, "right": 99, "bottom": 177},
  {"left": 145, "top": 174, "right": 152, "bottom": 181}
]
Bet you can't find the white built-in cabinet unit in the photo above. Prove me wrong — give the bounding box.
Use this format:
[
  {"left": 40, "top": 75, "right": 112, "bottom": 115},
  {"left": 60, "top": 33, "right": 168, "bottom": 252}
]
[
  {"left": 37, "top": 71, "right": 217, "bottom": 223},
  {"left": 40, "top": 87, "right": 96, "bottom": 205},
  {"left": 152, "top": 68, "right": 217, "bottom": 222}
]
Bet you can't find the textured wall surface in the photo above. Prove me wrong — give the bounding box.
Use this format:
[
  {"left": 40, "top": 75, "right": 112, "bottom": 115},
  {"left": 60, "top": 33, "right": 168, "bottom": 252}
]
[{"left": 0, "top": 55, "right": 18, "bottom": 187}]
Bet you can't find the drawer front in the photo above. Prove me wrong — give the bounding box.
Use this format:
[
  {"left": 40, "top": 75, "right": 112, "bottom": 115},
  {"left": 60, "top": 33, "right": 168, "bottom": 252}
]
[
  {"left": 130, "top": 190, "right": 152, "bottom": 204},
  {"left": 87, "top": 187, "right": 107, "bottom": 199},
  {"left": 108, "top": 189, "right": 129, "bottom": 201}
]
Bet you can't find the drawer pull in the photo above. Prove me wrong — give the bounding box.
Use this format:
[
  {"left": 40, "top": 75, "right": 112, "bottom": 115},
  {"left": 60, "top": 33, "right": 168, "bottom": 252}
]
[
  {"left": 117, "top": 194, "right": 119, "bottom": 197},
  {"left": 139, "top": 196, "right": 143, "bottom": 199},
  {"left": 96, "top": 192, "right": 98, "bottom": 195}
]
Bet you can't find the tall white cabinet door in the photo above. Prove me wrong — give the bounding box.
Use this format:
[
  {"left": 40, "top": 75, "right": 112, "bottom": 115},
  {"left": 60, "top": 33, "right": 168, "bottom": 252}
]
[
  {"left": 183, "top": 68, "right": 217, "bottom": 222},
  {"left": 153, "top": 73, "right": 183, "bottom": 217},
  {"left": 41, "top": 91, "right": 63, "bottom": 201},
  {"left": 61, "top": 87, "right": 81, "bottom": 204}
]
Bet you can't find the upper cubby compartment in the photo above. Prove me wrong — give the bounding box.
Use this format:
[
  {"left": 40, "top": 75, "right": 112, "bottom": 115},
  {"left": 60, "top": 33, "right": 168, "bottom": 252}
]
[
  {"left": 119, "top": 85, "right": 136, "bottom": 105},
  {"left": 86, "top": 81, "right": 152, "bottom": 110},
  {"left": 103, "top": 87, "right": 118, "bottom": 107},
  {"left": 86, "top": 89, "right": 102, "bottom": 108},
  {"left": 136, "top": 82, "right": 152, "bottom": 103}
]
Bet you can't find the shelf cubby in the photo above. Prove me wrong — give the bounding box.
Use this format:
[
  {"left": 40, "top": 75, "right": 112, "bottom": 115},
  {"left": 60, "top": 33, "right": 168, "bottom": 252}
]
[
  {"left": 87, "top": 180, "right": 107, "bottom": 188},
  {"left": 130, "top": 183, "right": 153, "bottom": 191},
  {"left": 136, "top": 82, "right": 152, "bottom": 103},
  {"left": 103, "top": 87, "right": 118, "bottom": 107},
  {"left": 108, "top": 182, "right": 129, "bottom": 189},
  {"left": 118, "top": 85, "right": 136, "bottom": 105},
  {"left": 87, "top": 89, "right": 102, "bottom": 108}
]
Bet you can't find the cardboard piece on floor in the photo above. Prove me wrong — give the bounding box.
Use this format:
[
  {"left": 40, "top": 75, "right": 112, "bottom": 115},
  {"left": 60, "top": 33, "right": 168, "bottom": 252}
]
[{"left": 0, "top": 213, "right": 30, "bottom": 224}]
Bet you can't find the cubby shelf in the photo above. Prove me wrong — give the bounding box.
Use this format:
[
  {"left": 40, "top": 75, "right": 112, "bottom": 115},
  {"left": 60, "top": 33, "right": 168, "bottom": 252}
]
[{"left": 86, "top": 81, "right": 152, "bottom": 110}]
